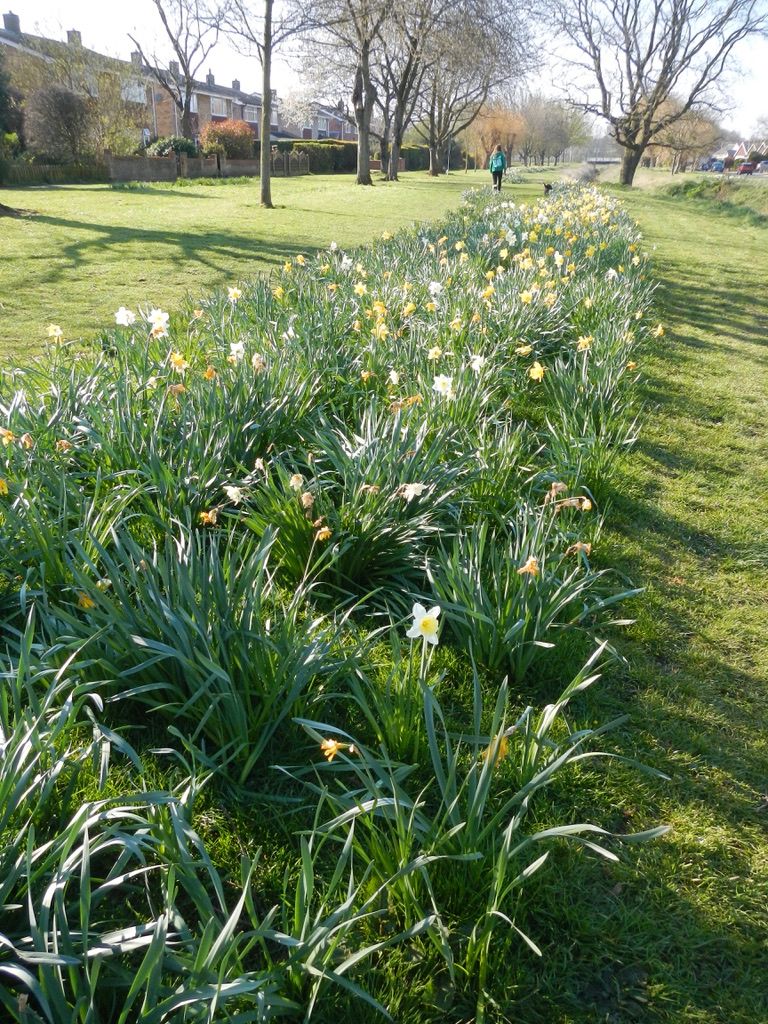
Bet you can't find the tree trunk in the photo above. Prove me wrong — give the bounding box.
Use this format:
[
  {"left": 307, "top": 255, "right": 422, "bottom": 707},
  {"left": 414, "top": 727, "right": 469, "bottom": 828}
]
[
  {"left": 380, "top": 137, "right": 390, "bottom": 177},
  {"left": 428, "top": 144, "right": 440, "bottom": 175},
  {"left": 353, "top": 42, "right": 375, "bottom": 186},
  {"left": 619, "top": 146, "right": 643, "bottom": 186},
  {"left": 259, "top": 0, "right": 274, "bottom": 208},
  {"left": 388, "top": 104, "right": 404, "bottom": 181},
  {"left": 389, "top": 139, "right": 401, "bottom": 180}
]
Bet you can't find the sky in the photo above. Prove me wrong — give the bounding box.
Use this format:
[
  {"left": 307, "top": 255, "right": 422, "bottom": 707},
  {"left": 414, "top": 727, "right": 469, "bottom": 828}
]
[{"left": 8, "top": 0, "right": 768, "bottom": 137}]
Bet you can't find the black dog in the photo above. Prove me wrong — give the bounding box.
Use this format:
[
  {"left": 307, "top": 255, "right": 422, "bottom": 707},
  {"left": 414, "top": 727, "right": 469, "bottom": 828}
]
[{"left": 544, "top": 183, "right": 553, "bottom": 194}]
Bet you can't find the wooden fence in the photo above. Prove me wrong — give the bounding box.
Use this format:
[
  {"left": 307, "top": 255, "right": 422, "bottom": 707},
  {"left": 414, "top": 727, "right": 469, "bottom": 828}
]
[{"left": 2, "top": 161, "right": 108, "bottom": 185}]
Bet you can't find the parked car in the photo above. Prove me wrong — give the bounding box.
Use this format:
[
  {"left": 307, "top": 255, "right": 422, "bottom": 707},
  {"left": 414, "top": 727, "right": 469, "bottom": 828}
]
[
  {"left": 738, "top": 161, "right": 757, "bottom": 175},
  {"left": 758, "top": 161, "right": 768, "bottom": 173},
  {"left": 710, "top": 159, "right": 725, "bottom": 172}
]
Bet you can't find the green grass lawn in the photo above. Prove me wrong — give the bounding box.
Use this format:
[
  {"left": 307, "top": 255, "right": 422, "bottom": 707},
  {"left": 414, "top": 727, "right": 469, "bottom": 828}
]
[
  {"left": 1, "top": 170, "right": 517, "bottom": 362},
  {"left": 533, "top": 181, "right": 768, "bottom": 1022}
]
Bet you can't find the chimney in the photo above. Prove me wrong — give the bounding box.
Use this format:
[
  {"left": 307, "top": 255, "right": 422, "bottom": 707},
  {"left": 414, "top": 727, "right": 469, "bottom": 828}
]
[
  {"left": 67, "top": 28, "right": 81, "bottom": 46},
  {"left": 3, "top": 11, "right": 21, "bottom": 34},
  {"left": 206, "top": 70, "right": 215, "bottom": 86},
  {"left": 168, "top": 60, "right": 179, "bottom": 79},
  {"left": 232, "top": 78, "right": 240, "bottom": 92},
  {"left": 130, "top": 50, "right": 141, "bottom": 70}
]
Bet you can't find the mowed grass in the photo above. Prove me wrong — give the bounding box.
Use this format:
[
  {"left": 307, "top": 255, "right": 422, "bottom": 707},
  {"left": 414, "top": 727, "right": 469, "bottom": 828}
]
[
  {"left": 522, "top": 181, "right": 768, "bottom": 1023},
  {"left": 0, "top": 169, "right": 520, "bottom": 362}
]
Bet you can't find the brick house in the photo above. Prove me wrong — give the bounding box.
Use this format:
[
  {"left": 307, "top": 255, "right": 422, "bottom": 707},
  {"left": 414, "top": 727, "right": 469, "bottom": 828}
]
[
  {"left": 0, "top": 11, "right": 155, "bottom": 144},
  {"left": 148, "top": 65, "right": 282, "bottom": 145},
  {"left": 283, "top": 101, "right": 358, "bottom": 142},
  {"left": 0, "top": 11, "right": 283, "bottom": 149}
]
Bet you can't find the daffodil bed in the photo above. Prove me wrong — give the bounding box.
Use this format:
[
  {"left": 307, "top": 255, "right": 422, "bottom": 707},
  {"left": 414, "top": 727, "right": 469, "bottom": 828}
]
[{"left": 0, "top": 185, "right": 666, "bottom": 1022}]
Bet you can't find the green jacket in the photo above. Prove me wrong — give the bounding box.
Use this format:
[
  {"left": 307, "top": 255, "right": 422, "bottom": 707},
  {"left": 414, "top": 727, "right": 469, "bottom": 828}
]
[{"left": 489, "top": 151, "right": 507, "bottom": 172}]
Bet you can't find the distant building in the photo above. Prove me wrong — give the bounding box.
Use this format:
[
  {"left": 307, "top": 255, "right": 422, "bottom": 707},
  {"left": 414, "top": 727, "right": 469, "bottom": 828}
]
[
  {"left": 148, "top": 65, "right": 284, "bottom": 144},
  {"left": 0, "top": 10, "right": 284, "bottom": 148},
  {"left": 0, "top": 11, "right": 154, "bottom": 145},
  {"left": 284, "top": 101, "right": 358, "bottom": 142}
]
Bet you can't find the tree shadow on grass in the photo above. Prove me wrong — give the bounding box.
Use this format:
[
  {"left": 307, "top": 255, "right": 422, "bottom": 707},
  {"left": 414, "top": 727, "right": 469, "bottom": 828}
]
[{"left": 20, "top": 213, "right": 320, "bottom": 281}]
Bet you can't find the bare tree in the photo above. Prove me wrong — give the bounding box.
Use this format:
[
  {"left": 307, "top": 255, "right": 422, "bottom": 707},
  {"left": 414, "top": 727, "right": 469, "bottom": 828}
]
[
  {"left": 130, "top": 0, "right": 226, "bottom": 140},
  {"left": 648, "top": 101, "right": 723, "bottom": 171},
  {"left": 415, "top": 0, "right": 529, "bottom": 175},
  {"left": 223, "top": 1, "right": 315, "bottom": 207},
  {"left": 305, "top": 0, "right": 394, "bottom": 185},
  {"left": 551, "top": 0, "right": 768, "bottom": 185}
]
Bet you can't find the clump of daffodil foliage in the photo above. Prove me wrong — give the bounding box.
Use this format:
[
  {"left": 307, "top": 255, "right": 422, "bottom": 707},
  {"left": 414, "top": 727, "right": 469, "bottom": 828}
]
[{"left": 0, "top": 185, "right": 667, "bottom": 1023}]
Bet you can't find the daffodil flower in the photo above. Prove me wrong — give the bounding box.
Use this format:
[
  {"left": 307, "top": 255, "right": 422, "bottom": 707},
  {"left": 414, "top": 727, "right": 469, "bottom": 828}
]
[
  {"left": 406, "top": 602, "right": 441, "bottom": 645},
  {"left": 115, "top": 307, "right": 136, "bottom": 326}
]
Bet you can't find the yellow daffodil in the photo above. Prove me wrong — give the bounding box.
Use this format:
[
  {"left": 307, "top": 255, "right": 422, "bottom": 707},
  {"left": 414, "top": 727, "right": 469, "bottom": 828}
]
[
  {"left": 480, "top": 733, "right": 509, "bottom": 768},
  {"left": 320, "top": 738, "right": 344, "bottom": 762},
  {"left": 519, "top": 290, "right": 533, "bottom": 305},
  {"left": 428, "top": 345, "right": 443, "bottom": 360},
  {"left": 517, "top": 556, "right": 539, "bottom": 577},
  {"left": 402, "top": 301, "right": 417, "bottom": 317},
  {"left": 653, "top": 323, "right": 665, "bottom": 337},
  {"left": 528, "top": 361, "right": 545, "bottom": 382},
  {"left": 203, "top": 365, "right": 217, "bottom": 381},
  {"left": 272, "top": 286, "right": 285, "bottom": 300},
  {"left": 169, "top": 351, "right": 189, "bottom": 372},
  {"left": 0, "top": 427, "right": 15, "bottom": 446},
  {"left": 515, "top": 344, "right": 533, "bottom": 356},
  {"left": 315, "top": 525, "right": 332, "bottom": 542},
  {"left": 77, "top": 592, "right": 96, "bottom": 610},
  {"left": 481, "top": 284, "right": 495, "bottom": 300},
  {"left": 354, "top": 282, "right": 367, "bottom": 296},
  {"left": 565, "top": 541, "right": 592, "bottom": 556},
  {"left": 295, "top": 254, "right": 306, "bottom": 266},
  {"left": 576, "top": 335, "right": 593, "bottom": 352},
  {"left": 47, "top": 323, "right": 63, "bottom": 341},
  {"left": 198, "top": 510, "right": 218, "bottom": 526},
  {"left": 0, "top": 478, "right": 8, "bottom": 496}
]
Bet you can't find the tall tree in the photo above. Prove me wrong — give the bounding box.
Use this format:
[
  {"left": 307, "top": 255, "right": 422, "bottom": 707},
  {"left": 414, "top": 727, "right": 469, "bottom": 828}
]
[
  {"left": 415, "top": 0, "right": 529, "bottom": 176},
  {"left": 130, "top": 0, "right": 226, "bottom": 140},
  {"left": 551, "top": 0, "right": 768, "bottom": 185},
  {"left": 305, "top": 0, "right": 393, "bottom": 185},
  {"left": 223, "top": 1, "right": 315, "bottom": 207}
]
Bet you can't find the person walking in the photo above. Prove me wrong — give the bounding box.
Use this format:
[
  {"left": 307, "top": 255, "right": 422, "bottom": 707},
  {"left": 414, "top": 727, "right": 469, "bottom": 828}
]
[{"left": 489, "top": 144, "right": 507, "bottom": 192}]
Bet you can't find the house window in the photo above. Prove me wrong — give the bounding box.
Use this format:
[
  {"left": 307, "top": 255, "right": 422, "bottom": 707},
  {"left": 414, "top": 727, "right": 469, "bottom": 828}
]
[
  {"left": 189, "top": 93, "right": 198, "bottom": 113},
  {"left": 210, "top": 96, "right": 228, "bottom": 117},
  {"left": 244, "top": 104, "right": 259, "bottom": 122},
  {"left": 317, "top": 117, "right": 329, "bottom": 132}
]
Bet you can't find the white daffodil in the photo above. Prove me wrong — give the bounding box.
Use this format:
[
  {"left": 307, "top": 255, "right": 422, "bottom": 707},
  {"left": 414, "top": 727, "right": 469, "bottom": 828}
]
[
  {"left": 428, "top": 280, "right": 443, "bottom": 297},
  {"left": 406, "top": 602, "right": 441, "bottom": 645},
  {"left": 223, "top": 485, "right": 244, "bottom": 504},
  {"left": 389, "top": 369, "right": 400, "bottom": 386},
  {"left": 115, "top": 307, "right": 136, "bottom": 326},
  {"left": 228, "top": 286, "right": 242, "bottom": 303},
  {"left": 148, "top": 308, "right": 169, "bottom": 328},
  {"left": 399, "top": 482, "right": 427, "bottom": 502},
  {"left": 469, "top": 353, "right": 486, "bottom": 373},
  {"left": 229, "top": 340, "right": 246, "bottom": 362},
  {"left": 432, "top": 374, "right": 455, "bottom": 399}
]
